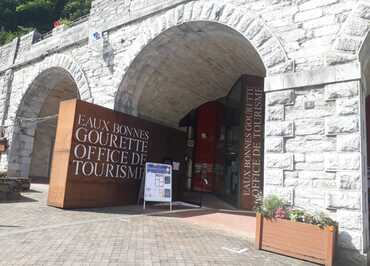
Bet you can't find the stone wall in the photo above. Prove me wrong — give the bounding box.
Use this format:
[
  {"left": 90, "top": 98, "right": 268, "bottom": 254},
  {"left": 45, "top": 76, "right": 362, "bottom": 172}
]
[
  {"left": 90, "top": 0, "right": 363, "bottom": 72},
  {"left": 90, "top": 0, "right": 188, "bottom": 33},
  {"left": 15, "top": 31, "right": 41, "bottom": 64},
  {"left": 0, "top": 0, "right": 368, "bottom": 114},
  {"left": 0, "top": 70, "right": 14, "bottom": 172},
  {"left": 0, "top": 0, "right": 368, "bottom": 263},
  {"left": 15, "top": 22, "right": 88, "bottom": 66},
  {"left": 0, "top": 39, "right": 18, "bottom": 72},
  {"left": 264, "top": 64, "right": 366, "bottom": 264}
]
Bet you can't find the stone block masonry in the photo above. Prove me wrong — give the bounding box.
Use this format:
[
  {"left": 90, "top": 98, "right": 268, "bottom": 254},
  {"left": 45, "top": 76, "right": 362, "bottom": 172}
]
[
  {"left": 0, "top": 0, "right": 368, "bottom": 265},
  {"left": 264, "top": 72, "right": 367, "bottom": 264}
]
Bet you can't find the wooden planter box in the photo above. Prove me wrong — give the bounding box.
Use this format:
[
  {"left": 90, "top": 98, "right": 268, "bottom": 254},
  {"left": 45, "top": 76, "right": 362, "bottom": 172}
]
[{"left": 255, "top": 213, "right": 336, "bottom": 266}]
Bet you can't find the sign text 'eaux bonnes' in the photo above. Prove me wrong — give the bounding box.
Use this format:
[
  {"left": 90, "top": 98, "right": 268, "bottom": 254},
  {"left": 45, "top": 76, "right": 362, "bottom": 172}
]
[{"left": 71, "top": 114, "right": 150, "bottom": 180}]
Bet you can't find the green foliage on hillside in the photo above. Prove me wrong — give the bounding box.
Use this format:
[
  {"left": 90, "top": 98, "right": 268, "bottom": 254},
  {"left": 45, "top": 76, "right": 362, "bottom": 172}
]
[{"left": 0, "top": 0, "right": 92, "bottom": 45}]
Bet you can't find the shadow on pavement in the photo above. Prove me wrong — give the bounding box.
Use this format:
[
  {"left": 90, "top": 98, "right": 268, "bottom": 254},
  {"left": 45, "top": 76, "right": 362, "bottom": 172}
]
[
  {"left": 0, "top": 225, "right": 23, "bottom": 228},
  {"left": 0, "top": 195, "right": 38, "bottom": 204}
]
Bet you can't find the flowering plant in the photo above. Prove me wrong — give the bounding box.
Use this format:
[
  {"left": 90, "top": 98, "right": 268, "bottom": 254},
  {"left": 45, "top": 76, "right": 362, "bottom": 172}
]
[
  {"left": 274, "top": 207, "right": 287, "bottom": 219},
  {"left": 53, "top": 20, "right": 61, "bottom": 28},
  {"left": 255, "top": 194, "right": 338, "bottom": 229}
]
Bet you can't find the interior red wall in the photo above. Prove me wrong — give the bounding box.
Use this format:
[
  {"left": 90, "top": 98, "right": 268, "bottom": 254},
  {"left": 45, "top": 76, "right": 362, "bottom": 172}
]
[{"left": 192, "top": 102, "right": 223, "bottom": 192}]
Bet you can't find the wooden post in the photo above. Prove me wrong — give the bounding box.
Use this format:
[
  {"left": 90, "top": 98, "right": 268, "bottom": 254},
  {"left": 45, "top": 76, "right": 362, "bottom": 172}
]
[
  {"left": 255, "top": 213, "right": 263, "bottom": 250},
  {"left": 47, "top": 99, "right": 77, "bottom": 208},
  {"left": 325, "top": 227, "right": 335, "bottom": 266}
]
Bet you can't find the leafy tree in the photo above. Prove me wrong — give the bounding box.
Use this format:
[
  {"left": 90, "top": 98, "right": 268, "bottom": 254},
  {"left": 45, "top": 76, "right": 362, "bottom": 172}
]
[
  {"left": 0, "top": 0, "right": 92, "bottom": 45},
  {"left": 62, "top": 0, "right": 91, "bottom": 21},
  {"left": 0, "top": 27, "right": 31, "bottom": 46},
  {"left": 0, "top": 1, "right": 30, "bottom": 46},
  {"left": 0, "top": 0, "right": 19, "bottom": 32},
  {"left": 16, "top": 0, "right": 56, "bottom": 32}
]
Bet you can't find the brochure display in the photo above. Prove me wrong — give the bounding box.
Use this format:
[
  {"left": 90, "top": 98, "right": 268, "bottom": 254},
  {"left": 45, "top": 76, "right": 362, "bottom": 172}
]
[{"left": 143, "top": 162, "right": 172, "bottom": 211}]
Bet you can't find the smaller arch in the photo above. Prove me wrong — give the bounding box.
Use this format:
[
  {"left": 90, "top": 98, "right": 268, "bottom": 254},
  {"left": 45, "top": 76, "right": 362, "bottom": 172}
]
[
  {"left": 7, "top": 66, "right": 81, "bottom": 179},
  {"left": 15, "top": 67, "right": 80, "bottom": 119},
  {"left": 37, "top": 53, "right": 93, "bottom": 102}
]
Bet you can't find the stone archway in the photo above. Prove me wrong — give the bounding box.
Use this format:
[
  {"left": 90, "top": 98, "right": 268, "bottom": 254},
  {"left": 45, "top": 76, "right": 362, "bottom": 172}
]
[
  {"left": 114, "top": 18, "right": 266, "bottom": 209},
  {"left": 329, "top": 1, "right": 370, "bottom": 65},
  {"left": 7, "top": 53, "right": 93, "bottom": 179},
  {"left": 115, "top": 21, "right": 266, "bottom": 124},
  {"left": 112, "top": 0, "right": 290, "bottom": 109},
  {"left": 8, "top": 66, "right": 82, "bottom": 179},
  {"left": 37, "top": 54, "right": 92, "bottom": 102},
  {"left": 359, "top": 26, "right": 370, "bottom": 255}
]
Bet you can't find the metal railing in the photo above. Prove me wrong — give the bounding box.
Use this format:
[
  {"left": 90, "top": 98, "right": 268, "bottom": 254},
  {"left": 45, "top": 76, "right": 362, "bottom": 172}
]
[{"left": 37, "top": 14, "right": 90, "bottom": 43}]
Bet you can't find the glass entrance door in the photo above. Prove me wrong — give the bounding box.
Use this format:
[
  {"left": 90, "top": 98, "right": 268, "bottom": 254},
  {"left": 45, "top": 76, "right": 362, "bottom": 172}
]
[{"left": 219, "top": 79, "right": 242, "bottom": 206}]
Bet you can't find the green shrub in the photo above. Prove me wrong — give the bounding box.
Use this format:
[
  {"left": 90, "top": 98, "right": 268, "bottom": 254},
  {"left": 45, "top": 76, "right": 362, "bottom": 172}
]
[
  {"left": 256, "top": 194, "right": 286, "bottom": 218},
  {"left": 59, "top": 18, "right": 72, "bottom": 28},
  {"left": 288, "top": 209, "right": 305, "bottom": 222},
  {"left": 257, "top": 194, "right": 338, "bottom": 230},
  {"left": 311, "top": 212, "right": 338, "bottom": 229},
  {"left": 0, "top": 26, "right": 32, "bottom": 46}
]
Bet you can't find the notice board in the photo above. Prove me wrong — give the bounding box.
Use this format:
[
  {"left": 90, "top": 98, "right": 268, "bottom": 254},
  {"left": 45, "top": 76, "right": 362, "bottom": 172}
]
[{"left": 144, "top": 163, "right": 172, "bottom": 203}]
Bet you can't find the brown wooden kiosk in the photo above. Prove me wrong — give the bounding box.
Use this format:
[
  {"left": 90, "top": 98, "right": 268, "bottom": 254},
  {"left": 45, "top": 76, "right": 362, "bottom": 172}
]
[{"left": 48, "top": 99, "right": 186, "bottom": 209}]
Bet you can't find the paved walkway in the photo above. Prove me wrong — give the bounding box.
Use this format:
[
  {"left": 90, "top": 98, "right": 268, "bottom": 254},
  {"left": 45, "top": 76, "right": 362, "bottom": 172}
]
[{"left": 0, "top": 184, "right": 314, "bottom": 266}]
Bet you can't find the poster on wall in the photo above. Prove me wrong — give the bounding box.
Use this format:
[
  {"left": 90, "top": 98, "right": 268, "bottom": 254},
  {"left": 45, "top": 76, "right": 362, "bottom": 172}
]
[{"left": 143, "top": 162, "right": 172, "bottom": 211}]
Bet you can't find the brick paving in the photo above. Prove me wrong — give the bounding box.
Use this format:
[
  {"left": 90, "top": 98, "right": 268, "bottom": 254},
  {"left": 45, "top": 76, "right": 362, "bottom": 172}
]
[{"left": 0, "top": 184, "right": 314, "bottom": 266}]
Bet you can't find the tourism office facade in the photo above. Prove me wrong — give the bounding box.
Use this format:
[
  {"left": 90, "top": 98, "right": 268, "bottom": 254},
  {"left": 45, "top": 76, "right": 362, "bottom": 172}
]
[{"left": 0, "top": 0, "right": 370, "bottom": 264}]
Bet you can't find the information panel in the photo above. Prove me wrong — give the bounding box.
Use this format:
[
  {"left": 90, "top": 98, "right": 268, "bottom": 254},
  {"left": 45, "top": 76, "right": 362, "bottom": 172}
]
[{"left": 144, "top": 163, "right": 172, "bottom": 204}]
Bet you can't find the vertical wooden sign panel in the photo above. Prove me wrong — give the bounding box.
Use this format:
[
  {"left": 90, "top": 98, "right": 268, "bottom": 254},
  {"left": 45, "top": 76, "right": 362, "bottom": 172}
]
[
  {"left": 239, "top": 75, "right": 264, "bottom": 210},
  {"left": 47, "top": 100, "right": 77, "bottom": 208},
  {"left": 47, "top": 99, "right": 186, "bottom": 209}
]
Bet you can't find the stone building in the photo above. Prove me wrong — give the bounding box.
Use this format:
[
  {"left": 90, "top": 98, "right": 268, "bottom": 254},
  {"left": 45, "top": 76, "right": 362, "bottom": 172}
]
[{"left": 0, "top": 0, "right": 369, "bottom": 264}]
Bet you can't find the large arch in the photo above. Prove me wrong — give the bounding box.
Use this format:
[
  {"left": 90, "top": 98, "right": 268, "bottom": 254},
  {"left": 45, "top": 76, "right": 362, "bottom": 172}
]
[
  {"left": 8, "top": 66, "right": 82, "bottom": 179},
  {"left": 114, "top": 12, "right": 267, "bottom": 209},
  {"left": 359, "top": 23, "right": 370, "bottom": 254},
  {"left": 112, "top": 0, "right": 290, "bottom": 105},
  {"left": 330, "top": 1, "right": 370, "bottom": 65},
  {"left": 115, "top": 21, "right": 266, "bottom": 127}
]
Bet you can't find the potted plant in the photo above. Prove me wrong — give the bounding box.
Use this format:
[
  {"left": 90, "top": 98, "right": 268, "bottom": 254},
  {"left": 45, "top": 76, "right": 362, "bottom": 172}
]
[{"left": 255, "top": 195, "right": 337, "bottom": 266}]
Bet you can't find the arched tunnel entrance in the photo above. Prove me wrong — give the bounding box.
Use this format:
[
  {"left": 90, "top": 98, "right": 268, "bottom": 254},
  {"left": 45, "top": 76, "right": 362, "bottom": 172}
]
[
  {"left": 116, "top": 21, "right": 266, "bottom": 210},
  {"left": 8, "top": 67, "right": 79, "bottom": 182}
]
